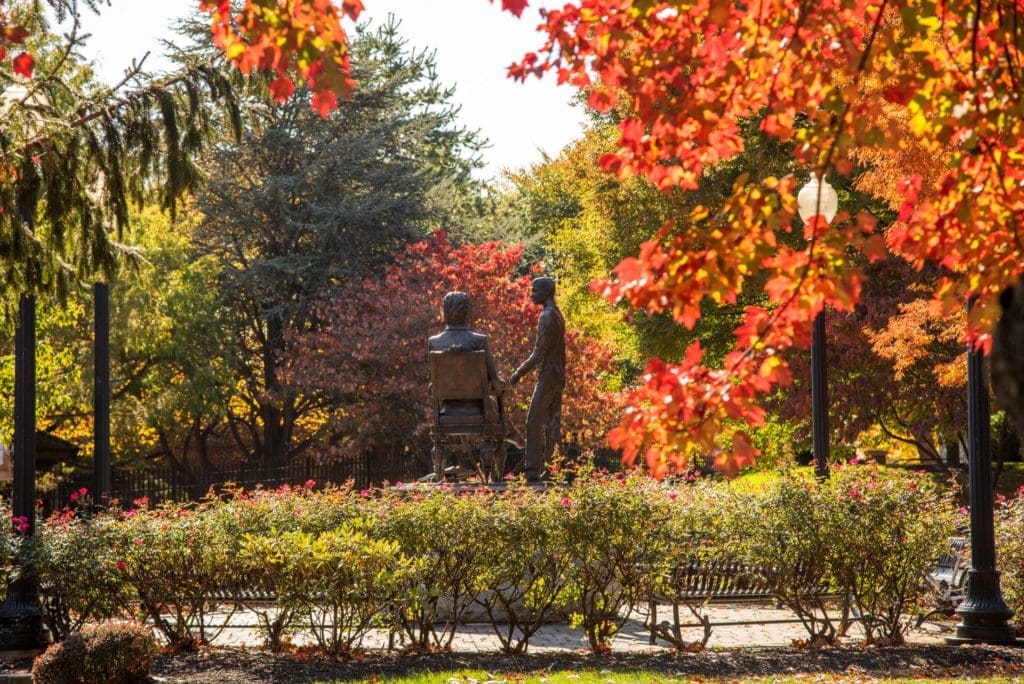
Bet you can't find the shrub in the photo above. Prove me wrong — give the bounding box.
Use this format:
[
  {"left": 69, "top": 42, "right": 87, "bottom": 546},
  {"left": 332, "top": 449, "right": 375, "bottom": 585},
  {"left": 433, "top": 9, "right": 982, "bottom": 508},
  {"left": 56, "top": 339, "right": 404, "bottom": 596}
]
[
  {"left": 556, "top": 470, "right": 674, "bottom": 652},
  {"left": 251, "top": 525, "right": 412, "bottom": 656},
  {"left": 820, "top": 465, "right": 954, "bottom": 644},
  {"left": 472, "top": 485, "right": 575, "bottom": 654},
  {"left": 110, "top": 501, "right": 234, "bottom": 649},
  {"left": 374, "top": 487, "right": 492, "bottom": 650},
  {"left": 996, "top": 487, "right": 1024, "bottom": 628},
  {"left": 726, "top": 471, "right": 845, "bottom": 644},
  {"left": 32, "top": 622, "right": 157, "bottom": 684},
  {"left": 32, "top": 510, "right": 130, "bottom": 641},
  {"left": 728, "top": 466, "right": 955, "bottom": 646},
  {"left": 200, "top": 483, "right": 365, "bottom": 650},
  {"left": 646, "top": 481, "right": 732, "bottom": 650}
]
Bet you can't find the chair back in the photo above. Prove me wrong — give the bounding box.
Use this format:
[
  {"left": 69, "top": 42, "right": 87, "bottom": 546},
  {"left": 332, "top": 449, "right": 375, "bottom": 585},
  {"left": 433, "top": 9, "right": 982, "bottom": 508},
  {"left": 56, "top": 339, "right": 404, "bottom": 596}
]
[{"left": 429, "top": 350, "right": 493, "bottom": 427}]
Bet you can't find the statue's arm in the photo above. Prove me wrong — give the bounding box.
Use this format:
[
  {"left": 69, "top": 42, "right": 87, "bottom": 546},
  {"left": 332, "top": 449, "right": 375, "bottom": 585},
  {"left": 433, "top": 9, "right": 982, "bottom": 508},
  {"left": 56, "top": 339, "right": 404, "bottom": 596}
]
[
  {"left": 484, "top": 342, "right": 502, "bottom": 388},
  {"left": 511, "top": 310, "right": 551, "bottom": 383}
]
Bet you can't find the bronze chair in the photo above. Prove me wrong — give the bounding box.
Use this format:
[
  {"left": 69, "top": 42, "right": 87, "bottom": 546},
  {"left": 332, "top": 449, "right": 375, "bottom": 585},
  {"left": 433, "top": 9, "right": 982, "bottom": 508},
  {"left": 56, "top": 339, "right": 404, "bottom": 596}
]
[{"left": 428, "top": 350, "right": 507, "bottom": 482}]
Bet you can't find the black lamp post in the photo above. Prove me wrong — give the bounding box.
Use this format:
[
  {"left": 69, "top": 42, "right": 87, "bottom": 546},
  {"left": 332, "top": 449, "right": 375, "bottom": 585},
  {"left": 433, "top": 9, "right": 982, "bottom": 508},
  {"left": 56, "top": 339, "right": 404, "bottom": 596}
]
[
  {"left": 0, "top": 294, "right": 48, "bottom": 653},
  {"left": 93, "top": 282, "right": 112, "bottom": 507},
  {"left": 810, "top": 311, "right": 830, "bottom": 478},
  {"left": 947, "top": 300, "right": 1019, "bottom": 644},
  {"left": 797, "top": 173, "right": 838, "bottom": 479}
]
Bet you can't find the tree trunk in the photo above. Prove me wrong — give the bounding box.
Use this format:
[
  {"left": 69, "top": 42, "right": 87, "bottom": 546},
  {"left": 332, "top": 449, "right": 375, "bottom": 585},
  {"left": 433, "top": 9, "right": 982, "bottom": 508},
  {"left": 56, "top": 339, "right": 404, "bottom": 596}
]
[{"left": 261, "top": 313, "right": 288, "bottom": 470}]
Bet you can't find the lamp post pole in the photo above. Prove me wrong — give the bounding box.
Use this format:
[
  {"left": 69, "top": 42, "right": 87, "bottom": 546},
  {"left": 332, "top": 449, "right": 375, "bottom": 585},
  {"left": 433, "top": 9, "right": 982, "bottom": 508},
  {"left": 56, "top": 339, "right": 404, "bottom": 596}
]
[
  {"left": 797, "top": 173, "right": 838, "bottom": 479},
  {"left": 93, "top": 282, "right": 112, "bottom": 507},
  {"left": 810, "top": 310, "right": 830, "bottom": 478},
  {"left": 0, "top": 294, "right": 48, "bottom": 653},
  {"left": 947, "top": 299, "right": 1019, "bottom": 644}
]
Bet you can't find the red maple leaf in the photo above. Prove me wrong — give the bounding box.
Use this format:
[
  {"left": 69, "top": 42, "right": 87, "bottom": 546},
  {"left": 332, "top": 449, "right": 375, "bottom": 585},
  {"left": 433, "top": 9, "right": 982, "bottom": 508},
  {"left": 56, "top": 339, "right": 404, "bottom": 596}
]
[{"left": 11, "top": 52, "right": 33, "bottom": 78}]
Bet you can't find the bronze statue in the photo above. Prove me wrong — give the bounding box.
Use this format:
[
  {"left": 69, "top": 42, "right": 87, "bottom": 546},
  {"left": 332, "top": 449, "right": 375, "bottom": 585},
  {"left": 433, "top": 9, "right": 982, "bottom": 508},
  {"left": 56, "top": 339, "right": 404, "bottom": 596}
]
[
  {"left": 509, "top": 277, "right": 565, "bottom": 482},
  {"left": 428, "top": 291, "right": 501, "bottom": 382},
  {"left": 427, "top": 291, "right": 507, "bottom": 480}
]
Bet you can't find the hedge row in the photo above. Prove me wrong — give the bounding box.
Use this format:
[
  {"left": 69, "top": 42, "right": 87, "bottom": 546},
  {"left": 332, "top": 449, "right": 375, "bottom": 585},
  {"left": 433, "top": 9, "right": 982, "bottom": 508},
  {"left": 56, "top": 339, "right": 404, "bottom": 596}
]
[{"left": 9, "top": 465, "right": 956, "bottom": 654}]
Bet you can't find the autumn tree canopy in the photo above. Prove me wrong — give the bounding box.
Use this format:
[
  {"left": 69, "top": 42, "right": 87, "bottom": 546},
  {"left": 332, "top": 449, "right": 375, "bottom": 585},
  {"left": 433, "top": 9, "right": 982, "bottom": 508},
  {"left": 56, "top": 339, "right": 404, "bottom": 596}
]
[
  {"left": 488, "top": 0, "right": 1024, "bottom": 474},
  {"left": 6, "top": 0, "right": 1022, "bottom": 476}
]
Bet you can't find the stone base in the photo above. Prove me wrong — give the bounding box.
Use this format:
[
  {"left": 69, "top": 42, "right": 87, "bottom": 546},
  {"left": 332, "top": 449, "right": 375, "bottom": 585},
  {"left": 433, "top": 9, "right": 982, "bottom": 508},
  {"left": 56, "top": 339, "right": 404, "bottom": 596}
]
[
  {"left": 0, "top": 649, "right": 42, "bottom": 661},
  {"left": 394, "top": 481, "right": 551, "bottom": 493},
  {"left": 945, "top": 635, "right": 1024, "bottom": 646}
]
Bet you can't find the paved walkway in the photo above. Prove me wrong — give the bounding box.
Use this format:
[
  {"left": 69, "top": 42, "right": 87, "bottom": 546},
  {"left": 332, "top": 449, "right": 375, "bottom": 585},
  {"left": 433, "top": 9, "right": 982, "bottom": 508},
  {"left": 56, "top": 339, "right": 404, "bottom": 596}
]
[{"left": 194, "top": 603, "right": 951, "bottom": 652}]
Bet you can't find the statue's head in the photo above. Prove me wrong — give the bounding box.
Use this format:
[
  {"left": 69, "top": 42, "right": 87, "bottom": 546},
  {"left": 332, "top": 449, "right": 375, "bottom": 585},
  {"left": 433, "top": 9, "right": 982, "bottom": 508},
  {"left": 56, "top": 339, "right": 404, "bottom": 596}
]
[
  {"left": 442, "top": 290, "right": 470, "bottom": 326},
  {"left": 531, "top": 277, "right": 556, "bottom": 305}
]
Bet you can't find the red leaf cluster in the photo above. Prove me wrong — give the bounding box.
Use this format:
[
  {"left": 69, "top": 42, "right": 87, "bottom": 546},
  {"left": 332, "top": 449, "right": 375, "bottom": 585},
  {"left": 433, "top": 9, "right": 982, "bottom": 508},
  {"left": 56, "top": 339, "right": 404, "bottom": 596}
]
[
  {"left": 199, "top": 0, "right": 364, "bottom": 116},
  {"left": 0, "top": 11, "right": 31, "bottom": 78}
]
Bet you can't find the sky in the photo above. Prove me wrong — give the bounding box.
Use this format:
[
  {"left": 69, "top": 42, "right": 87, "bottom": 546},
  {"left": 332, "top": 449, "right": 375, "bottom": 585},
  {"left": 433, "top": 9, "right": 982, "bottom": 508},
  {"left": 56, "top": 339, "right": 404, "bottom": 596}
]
[{"left": 74, "top": 0, "right": 588, "bottom": 181}]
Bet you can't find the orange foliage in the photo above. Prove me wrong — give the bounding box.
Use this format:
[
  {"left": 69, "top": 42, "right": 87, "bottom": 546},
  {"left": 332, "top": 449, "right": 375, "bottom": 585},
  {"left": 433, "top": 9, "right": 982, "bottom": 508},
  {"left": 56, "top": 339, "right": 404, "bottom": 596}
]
[{"left": 498, "top": 0, "right": 1024, "bottom": 473}]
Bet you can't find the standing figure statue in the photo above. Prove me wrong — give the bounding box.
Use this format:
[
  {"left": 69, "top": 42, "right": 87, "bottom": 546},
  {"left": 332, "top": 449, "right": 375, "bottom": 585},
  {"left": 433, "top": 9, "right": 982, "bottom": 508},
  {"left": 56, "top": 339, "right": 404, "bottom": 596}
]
[{"left": 509, "top": 277, "right": 565, "bottom": 482}]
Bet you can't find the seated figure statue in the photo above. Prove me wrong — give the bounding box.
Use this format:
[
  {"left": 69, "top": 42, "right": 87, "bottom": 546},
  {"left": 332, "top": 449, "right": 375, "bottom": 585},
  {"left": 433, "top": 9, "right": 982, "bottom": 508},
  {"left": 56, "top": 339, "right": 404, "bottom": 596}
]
[{"left": 427, "top": 291, "right": 508, "bottom": 480}]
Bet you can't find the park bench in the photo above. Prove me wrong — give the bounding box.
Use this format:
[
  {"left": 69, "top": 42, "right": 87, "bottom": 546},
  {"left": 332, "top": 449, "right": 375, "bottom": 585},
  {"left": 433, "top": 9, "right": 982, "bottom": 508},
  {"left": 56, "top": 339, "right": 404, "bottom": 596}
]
[
  {"left": 917, "top": 535, "right": 969, "bottom": 625},
  {"left": 645, "top": 559, "right": 834, "bottom": 646},
  {"left": 647, "top": 536, "right": 971, "bottom": 645}
]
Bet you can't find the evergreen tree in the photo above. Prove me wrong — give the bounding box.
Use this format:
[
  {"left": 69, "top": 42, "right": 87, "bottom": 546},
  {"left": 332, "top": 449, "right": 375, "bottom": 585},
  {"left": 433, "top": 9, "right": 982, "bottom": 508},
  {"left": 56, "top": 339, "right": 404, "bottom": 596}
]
[{"left": 193, "top": 20, "right": 485, "bottom": 468}]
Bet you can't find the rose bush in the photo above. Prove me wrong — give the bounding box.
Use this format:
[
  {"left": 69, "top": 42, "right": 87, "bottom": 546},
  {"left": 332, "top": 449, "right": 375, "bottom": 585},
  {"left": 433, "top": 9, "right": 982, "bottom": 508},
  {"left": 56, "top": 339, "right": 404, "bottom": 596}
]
[{"left": 0, "top": 466, "right": 957, "bottom": 654}]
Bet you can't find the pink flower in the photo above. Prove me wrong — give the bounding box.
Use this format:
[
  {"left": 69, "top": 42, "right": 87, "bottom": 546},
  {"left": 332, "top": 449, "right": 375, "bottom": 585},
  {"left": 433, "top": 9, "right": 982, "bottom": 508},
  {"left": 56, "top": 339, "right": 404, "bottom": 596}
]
[
  {"left": 359, "top": 489, "right": 371, "bottom": 498},
  {"left": 305, "top": 479, "right": 316, "bottom": 488},
  {"left": 959, "top": 506, "right": 969, "bottom": 515},
  {"left": 668, "top": 492, "right": 678, "bottom": 501},
  {"left": 848, "top": 489, "right": 862, "bottom": 500},
  {"left": 133, "top": 538, "right": 143, "bottom": 547},
  {"left": 78, "top": 487, "right": 88, "bottom": 497},
  {"left": 11, "top": 516, "right": 29, "bottom": 533},
  {"left": 997, "top": 493, "right": 1008, "bottom": 503},
  {"left": 561, "top": 496, "right": 571, "bottom": 508},
  {"left": 132, "top": 496, "right": 149, "bottom": 509},
  {"left": 908, "top": 482, "right": 918, "bottom": 490},
  {"left": 69, "top": 491, "right": 79, "bottom": 503},
  {"left": 116, "top": 561, "right": 126, "bottom": 572},
  {"left": 394, "top": 481, "right": 403, "bottom": 488},
  {"left": 550, "top": 464, "right": 560, "bottom": 473}
]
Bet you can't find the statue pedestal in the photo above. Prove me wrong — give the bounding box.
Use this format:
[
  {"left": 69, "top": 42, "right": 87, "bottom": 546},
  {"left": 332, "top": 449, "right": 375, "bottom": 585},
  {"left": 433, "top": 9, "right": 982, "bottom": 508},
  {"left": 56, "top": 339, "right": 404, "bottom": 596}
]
[{"left": 392, "top": 481, "right": 550, "bottom": 494}]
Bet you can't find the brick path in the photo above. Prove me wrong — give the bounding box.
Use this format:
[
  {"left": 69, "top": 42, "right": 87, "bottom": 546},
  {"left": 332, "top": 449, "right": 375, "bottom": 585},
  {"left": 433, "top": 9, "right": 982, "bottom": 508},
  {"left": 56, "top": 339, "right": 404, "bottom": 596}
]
[{"left": 196, "top": 603, "right": 951, "bottom": 652}]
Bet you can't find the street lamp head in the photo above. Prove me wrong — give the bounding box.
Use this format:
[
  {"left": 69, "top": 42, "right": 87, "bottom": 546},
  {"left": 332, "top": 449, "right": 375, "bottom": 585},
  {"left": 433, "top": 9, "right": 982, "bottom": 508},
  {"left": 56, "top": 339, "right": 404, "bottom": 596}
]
[{"left": 797, "top": 173, "right": 839, "bottom": 224}]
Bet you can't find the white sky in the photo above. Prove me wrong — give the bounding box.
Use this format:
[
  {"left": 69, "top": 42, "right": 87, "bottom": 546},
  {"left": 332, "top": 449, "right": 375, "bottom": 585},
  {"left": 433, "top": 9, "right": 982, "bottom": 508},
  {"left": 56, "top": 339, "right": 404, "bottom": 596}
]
[{"left": 75, "top": 0, "right": 587, "bottom": 181}]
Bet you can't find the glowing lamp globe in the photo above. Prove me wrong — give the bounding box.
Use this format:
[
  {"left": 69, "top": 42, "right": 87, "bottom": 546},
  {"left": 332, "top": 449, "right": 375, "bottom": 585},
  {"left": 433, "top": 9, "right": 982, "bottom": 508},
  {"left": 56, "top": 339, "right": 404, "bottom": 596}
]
[{"left": 797, "top": 174, "right": 839, "bottom": 224}]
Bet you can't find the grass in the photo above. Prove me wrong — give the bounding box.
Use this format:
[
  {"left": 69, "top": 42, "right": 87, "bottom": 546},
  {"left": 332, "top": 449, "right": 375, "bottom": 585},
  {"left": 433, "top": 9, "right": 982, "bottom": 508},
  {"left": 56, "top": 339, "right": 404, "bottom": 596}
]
[{"left": 320, "top": 671, "right": 1020, "bottom": 684}]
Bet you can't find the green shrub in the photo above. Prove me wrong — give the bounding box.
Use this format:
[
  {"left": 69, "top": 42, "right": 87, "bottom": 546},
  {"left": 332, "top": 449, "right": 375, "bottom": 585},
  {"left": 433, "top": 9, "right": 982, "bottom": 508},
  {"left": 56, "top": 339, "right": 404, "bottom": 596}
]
[
  {"left": 251, "top": 525, "right": 412, "bottom": 656},
  {"left": 472, "top": 485, "right": 575, "bottom": 654},
  {"left": 727, "top": 471, "right": 846, "bottom": 644},
  {"left": 374, "top": 487, "right": 492, "bottom": 650},
  {"left": 32, "top": 622, "right": 157, "bottom": 684},
  {"left": 200, "top": 483, "right": 364, "bottom": 651},
  {"left": 32, "top": 510, "right": 130, "bottom": 641},
  {"left": 111, "top": 501, "right": 234, "bottom": 649},
  {"left": 646, "top": 481, "right": 732, "bottom": 650},
  {"left": 556, "top": 470, "right": 674, "bottom": 653},
  {"left": 728, "top": 466, "right": 954, "bottom": 645},
  {"left": 820, "top": 465, "right": 954, "bottom": 644},
  {"left": 996, "top": 487, "right": 1024, "bottom": 628}
]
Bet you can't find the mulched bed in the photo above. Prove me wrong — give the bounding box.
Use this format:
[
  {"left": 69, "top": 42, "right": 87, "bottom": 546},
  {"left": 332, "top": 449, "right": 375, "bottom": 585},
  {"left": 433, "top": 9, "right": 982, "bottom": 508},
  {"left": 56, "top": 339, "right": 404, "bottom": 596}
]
[{"left": 149, "top": 645, "right": 1024, "bottom": 683}]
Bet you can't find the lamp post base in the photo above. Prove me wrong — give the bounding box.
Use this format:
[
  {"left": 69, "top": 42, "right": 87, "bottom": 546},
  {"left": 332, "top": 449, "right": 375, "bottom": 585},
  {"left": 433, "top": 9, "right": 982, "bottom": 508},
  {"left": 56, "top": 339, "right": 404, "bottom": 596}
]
[
  {"left": 945, "top": 570, "right": 1022, "bottom": 646},
  {"left": 0, "top": 610, "right": 48, "bottom": 654}
]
